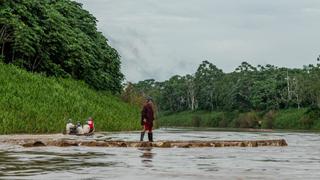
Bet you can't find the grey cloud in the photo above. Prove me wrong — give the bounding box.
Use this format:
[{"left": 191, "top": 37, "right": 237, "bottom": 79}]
[{"left": 77, "top": 0, "right": 320, "bottom": 82}]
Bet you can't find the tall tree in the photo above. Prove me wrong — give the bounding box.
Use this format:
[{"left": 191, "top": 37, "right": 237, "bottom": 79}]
[
  {"left": 195, "top": 61, "right": 223, "bottom": 111},
  {"left": 0, "top": 0, "right": 123, "bottom": 93}
]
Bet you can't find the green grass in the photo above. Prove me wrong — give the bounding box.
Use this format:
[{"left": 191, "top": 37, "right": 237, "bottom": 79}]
[
  {"left": 158, "top": 111, "right": 230, "bottom": 127},
  {"left": 158, "top": 108, "right": 320, "bottom": 130},
  {"left": 0, "top": 63, "right": 141, "bottom": 134},
  {"left": 273, "top": 109, "right": 307, "bottom": 129}
]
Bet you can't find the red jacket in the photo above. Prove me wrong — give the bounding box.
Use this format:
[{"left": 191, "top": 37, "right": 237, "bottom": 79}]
[
  {"left": 141, "top": 103, "right": 154, "bottom": 125},
  {"left": 88, "top": 120, "right": 94, "bottom": 129}
]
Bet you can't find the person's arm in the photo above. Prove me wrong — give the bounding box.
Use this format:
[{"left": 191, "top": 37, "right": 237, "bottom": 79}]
[
  {"left": 141, "top": 105, "right": 148, "bottom": 123},
  {"left": 150, "top": 104, "right": 155, "bottom": 121}
]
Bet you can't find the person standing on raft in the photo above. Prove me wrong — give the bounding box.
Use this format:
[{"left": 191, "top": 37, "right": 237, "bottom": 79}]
[{"left": 140, "top": 97, "right": 155, "bottom": 142}]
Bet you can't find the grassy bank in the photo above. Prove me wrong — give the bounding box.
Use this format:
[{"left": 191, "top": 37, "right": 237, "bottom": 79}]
[
  {"left": 158, "top": 108, "right": 320, "bottom": 130},
  {"left": 0, "top": 63, "right": 141, "bottom": 134}
]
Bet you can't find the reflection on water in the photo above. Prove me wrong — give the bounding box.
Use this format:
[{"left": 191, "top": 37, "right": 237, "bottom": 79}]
[
  {"left": 139, "top": 148, "right": 155, "bottom": 167},
  {"left": 0, "top": 149, "right": 118, "bottom": 178},
  {"left": 0, "top": 129, "right": 320, "bottom": 180}
]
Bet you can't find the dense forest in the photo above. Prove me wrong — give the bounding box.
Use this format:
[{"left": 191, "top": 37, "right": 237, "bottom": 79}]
[
  {"left": 0, "top": 0, "right": 123, "bottom": 93},
  {"left": 0, "top": 0, "right": 142, "bottom": 134},
  {"left": 124, "top": 60, "right": 320, "bottom": 129},
  {"left": 130, "top": 60, "right": 320, "bottom": 112}
]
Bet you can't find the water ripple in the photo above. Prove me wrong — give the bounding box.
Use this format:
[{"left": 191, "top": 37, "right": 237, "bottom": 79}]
[{"left": 0, "top": 129, "right": 320, "bottom": 180}]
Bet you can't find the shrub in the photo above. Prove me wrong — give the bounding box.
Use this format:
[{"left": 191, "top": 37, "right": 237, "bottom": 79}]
[
  {"left": 300, "top": 106, "right": 320, "bottom": 129},
  {"left": 262, "top": 110, "right": 276, "bottom": 129},
  {"left": 206, "top": 112, "right": 223, "bottom": 127},
  {"left": 158, "top": 109, "right": 318, "bottom": 130},
  {"left": 273, "top": 109, "right": 306, "bottom": 129},
  {"left": 236, "top": 112, "right": 260, "bottom": 128},
  {"left": 192, "top": 116, "right": 201, "bottom": 127},
  {"left": 218, "top": 118, "right": 229, "bottom": 128}
]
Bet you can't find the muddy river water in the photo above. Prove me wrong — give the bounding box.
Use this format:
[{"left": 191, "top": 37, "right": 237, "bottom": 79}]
[{"left": 0, "top": 128, "right": 319, "bottom": 180}]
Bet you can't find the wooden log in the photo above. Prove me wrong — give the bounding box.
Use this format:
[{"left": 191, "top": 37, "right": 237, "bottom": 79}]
[
  {"left": 0, "top": 134, "right": 287, "bottom": 148},
  {"left": 19, "top": 139, "right": 288, "bottom": 148}
]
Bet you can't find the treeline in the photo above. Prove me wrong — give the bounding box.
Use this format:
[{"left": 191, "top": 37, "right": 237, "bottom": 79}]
[
  {"left": 0, "top": 0, "right": 123, "bottom": 93},
  {"left": 125, "top": 59, "right": 320, "bottom": 113}
]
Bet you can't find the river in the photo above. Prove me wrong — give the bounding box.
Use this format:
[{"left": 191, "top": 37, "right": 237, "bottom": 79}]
[{"left": 0, "top": 128, "right": 319, "bottom": 180}]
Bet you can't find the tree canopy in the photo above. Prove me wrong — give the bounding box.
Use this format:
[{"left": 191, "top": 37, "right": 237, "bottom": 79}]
[
  {"left": 128, "top": 59, "right": 320, "bottom": 113},
  {"left": 0, "top": 0, "right": 123, "bottom": 93}
]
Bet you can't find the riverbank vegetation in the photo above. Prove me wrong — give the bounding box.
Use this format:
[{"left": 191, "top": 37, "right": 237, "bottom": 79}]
[
  {"left": 0, "top": 0, "right": 142, "bottom": 134},
  {"left": 0, "top": 62, "right": 140, "bottom": 134},
  {"left": 1, "top": 0, "right": 123, "bottom": 93},
  {"left": 128, "top": 60, "right": 320, "bottom": 130},
  {"left": 158, "top": 108, "right": 320, "bottom": 130}
]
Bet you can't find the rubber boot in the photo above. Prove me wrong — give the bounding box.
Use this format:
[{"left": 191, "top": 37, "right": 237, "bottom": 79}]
[
  {"left": 148, "top": 132, "right": 153, "bottom": 142},
  {"left": 140, "top": 132, "right": 145, "bottom": 141}
]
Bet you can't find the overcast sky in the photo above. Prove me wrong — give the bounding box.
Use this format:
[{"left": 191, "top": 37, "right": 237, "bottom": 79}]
[{"left": 76, "top": 0, "right": 320, "bottom": 82}]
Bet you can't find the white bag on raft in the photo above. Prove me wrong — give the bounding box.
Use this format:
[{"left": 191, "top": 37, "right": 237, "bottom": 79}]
[
  {"left": 66, "top": 123, "right": 74, "bottom": 134},
  {"left": 83, "top": 124, "right": 90, "bottom": 134},
  {"left": 76, "top": 126, "right": 84, "bottom": 135}
]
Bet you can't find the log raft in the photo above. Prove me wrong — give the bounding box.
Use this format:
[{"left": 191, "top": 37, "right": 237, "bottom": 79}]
[
  {"left": 0, "top": 134, "right": 287, "bottom": 148},
  {"left": 19, "top": 139, "right": 288, "bottom": 148}
]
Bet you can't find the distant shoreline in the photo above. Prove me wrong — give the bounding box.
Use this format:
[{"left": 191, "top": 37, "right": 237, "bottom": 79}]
[{"left": 159, "top": 127, "right": 320, "bottom": 133}]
